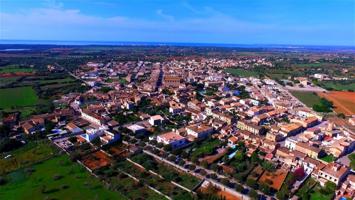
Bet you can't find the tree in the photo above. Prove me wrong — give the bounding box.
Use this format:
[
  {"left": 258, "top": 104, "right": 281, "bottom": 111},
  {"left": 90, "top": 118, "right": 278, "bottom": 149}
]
[
  {"left": 0, "top": 176, "right": 7, "bottom": 185},
  {"left": 68, "top": 137, "right": 77, "bottom": 144},
  {"left": 276, "top": 185, "right": 290, "bottom": 200},
  {"left": 261, "top": 161, "right": 275, "bottom": 172},
  {"left": 251, "top": 152, "right": 260, "bottom": 163},
  {"left": 201, "top": 161, "right": 209, "bottom": 168},
  {"left": 246, "top": 178, "right": 258, "bottom": 189},
  {"left": 235, "top": 184, "right": 244, "bottom": 192},
  {"left": 163, "top": 144, "right": 172, "bottom": 152},
  {"left": 321, "top": 181, "right": 336, "bottom": 195},
  {"left": 349, "top": 153, "right": 355, "bottom": 170},
  {"left": 249, "top": 189, "right": 258, "bottom": 200},
  {"left": 259, "top": 183, "right": 271, "bottom": 195},
  {"left": 234, "top": 151, "right": 246, "bottom": 162},
  {"left": 0, "top": 138, "right": 23, "bottom": 153}
]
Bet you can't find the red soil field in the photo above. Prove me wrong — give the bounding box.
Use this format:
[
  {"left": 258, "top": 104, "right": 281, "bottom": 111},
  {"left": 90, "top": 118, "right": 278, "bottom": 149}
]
[
  {"left": 259, "top": 169, "right": 288, "bottom": 191},
  {"left": 0, "top": 72, "right": 35, "bottom": 78},
  {"left": 81, "top": 150, "right": 112, "bottom": 171},
  {"left": 318, "top": 91, "right": 355, "bottom": 116}
]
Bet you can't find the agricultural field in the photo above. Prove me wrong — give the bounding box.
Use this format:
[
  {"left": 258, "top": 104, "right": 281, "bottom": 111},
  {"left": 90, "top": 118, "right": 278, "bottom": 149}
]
[
  {"left": 318, "top": 91, "right": 355, "bottom": 115},
  {"left": 116, "top": 159, "right": 194, "bottom": 199},
  {"left": 0, "top": 72, "right": 86, "bottom": 119},
  {"left": 290, "top": 91, "right": 322, "bottom": 107},
  {"left": 131, "top": 154, "right": 201, "bottom": 189},
  {"left": 0, "top": 155, "right": 126, "bottom": 200},
  {"left": 0, "top": 65, "right": 35, "bottom": 74},
  {"left": 0, "top": 86, "right": 38, "bottom": 109},
  {"left": 0, "top": 141, "right": 57, "bottom": 175},
  {"left": 319, "top": 80, "right": 355, "bottom": 91}
]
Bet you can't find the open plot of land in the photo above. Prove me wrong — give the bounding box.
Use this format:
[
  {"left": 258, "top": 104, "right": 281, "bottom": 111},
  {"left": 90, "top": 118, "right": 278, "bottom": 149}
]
[
  {"left": 290, "top": 91, "right": 322, "bottom": 107},
  {"left": 80, "top": 150, "right": 112, "bottom": 171},
  {"left": 0, "top": 141, "right": 56, "bottom": 175},
  {"left": 317, "top": 91, "right": 355, "bottom": 115},
  {"left": 0, "top": 86, "right": 38, "bottom": 109},
  {"left": 0, "top": 155, "right": 126, "bottom": 200},
  {"left": 248, "top": 165, "right": 264, "bottom": 181},
  {"left": 258, "top": 169, "right": 288, "bottom": 191}
]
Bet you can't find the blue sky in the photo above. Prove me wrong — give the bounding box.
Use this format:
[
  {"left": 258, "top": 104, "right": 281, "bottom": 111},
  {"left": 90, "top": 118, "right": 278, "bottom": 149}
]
[{"left": 0, "top": 0, "right": 354, "bottom": 46}]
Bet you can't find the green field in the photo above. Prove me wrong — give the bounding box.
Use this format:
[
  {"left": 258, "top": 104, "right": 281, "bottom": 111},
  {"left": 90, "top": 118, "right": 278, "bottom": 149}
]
[
  {"left": 0, "top": 86, "right": 38, "bottom": 109},
  {"left": 0, "top": 65, "right": 34, "bottom": 73},
  {"left": 319, "top": 80, "right": 355, "bottom": 91},
  {"left": 225, "top": 68, "right": 262, "bottom": 77},
  {"left": 0, "top": 155, "right": 126, "bottom": 200},
  {"left": 0, "top": 141, "right": 56, "bottom": 175},
  {"left": 290, "top": 91, "right": 322, "bottom": 107}
]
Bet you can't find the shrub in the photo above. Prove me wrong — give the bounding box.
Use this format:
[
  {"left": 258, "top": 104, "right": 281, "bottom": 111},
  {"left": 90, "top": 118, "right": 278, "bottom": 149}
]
[{"left": 0, "top": 176, "right": 7, "bottom": 185}]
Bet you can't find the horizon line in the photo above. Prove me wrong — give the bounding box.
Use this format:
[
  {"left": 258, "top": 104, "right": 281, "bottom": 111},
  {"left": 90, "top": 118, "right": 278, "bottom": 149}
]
[{"left": 0, "top": 39, "right": 355, "bottom": 49}]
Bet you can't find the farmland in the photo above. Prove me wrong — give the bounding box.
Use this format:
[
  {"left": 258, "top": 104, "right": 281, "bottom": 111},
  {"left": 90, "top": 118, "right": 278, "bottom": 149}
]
[
  {"left": 318, "top": 91, "right": 355, "bottom": 115},
  {"left": 0, "top": 141, "right": 57, "bottom": 175},
  {"left": 0, "top": 155, "right": 126, "bottom": 200},
  {"left": 0, "top": 86, "right": 38, "bottom": 109},
  {"left": 290, "top": 91, "right": 322, "bottom": 107},
  {"left": 0, "top": 65, "right": 35, "bottom": 74},
  {"left": 319, "top": 80, "right": 355, "bottom": 91}
]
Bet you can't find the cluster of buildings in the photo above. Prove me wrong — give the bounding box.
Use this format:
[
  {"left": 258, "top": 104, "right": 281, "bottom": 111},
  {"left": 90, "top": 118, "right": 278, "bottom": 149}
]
[{"left": 4, "top": 57, "right": 354, "bottom": 199}]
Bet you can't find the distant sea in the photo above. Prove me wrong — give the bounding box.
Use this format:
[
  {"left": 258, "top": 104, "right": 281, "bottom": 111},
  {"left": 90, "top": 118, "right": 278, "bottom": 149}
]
[{"left": 0, "top": 40, "right": 354, "bottom": 51}]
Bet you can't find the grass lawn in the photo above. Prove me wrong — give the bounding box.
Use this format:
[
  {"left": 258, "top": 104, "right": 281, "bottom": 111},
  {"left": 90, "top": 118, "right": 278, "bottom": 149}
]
[
  {"left": 0, "top": 155, "right": 126, "bottom": 200},
  {"left": 0, "top": 86, "right": 38, "bottom": 109},
  {"left": 225, "top": 68, "right": 262, "bottom": 77},
  {"left": 290, "top": 91, "right": 322, "bottom": 107},
  {"left": 190, "top": 139, "right": 222, "bottom": 159},
  {"left": 319, "top": 154, "right": 336, "bottom": 163},
  {"left": 296, "top": 177, "right": 317, "bottom": 197},
  {"left": 0, "top": 141, "right": 57, "bottom": 175}
]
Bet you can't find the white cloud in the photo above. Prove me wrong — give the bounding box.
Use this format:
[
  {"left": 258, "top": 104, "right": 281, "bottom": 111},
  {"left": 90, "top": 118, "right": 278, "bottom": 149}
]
[{"left": 156, "top": 9, "right": 174, "bottom": 22}]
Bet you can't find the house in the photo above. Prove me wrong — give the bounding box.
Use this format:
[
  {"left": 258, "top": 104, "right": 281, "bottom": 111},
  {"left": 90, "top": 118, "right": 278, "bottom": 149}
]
[
  {"left": 301, "top": 157, "right": 326, "bottom": 175},
  {"left": 337, "top": 174, "right": 355, "bottom": 200},
  {"left": 157, "top": 132, "right": 187, "bottom": 149},
  {"left": 291, "top": 117, "right": 319, "bottom": 128},
  {"left": 279, "top": 123, "right": 303, "bottom": 136},
  {"left": 316, "top": 162, "right": 350, "bottom": 186},
  {"left": 186, "top": 124, "right": 214, "bottom": 139},
  {"left": 296, "top": 142, "right": 321, "bottom": 158},
  {"left": 81, "top": 127, "right": 104, "bottom": 142},
  {"left": 285, "top": 137, "right": 298, "bottom": 151},
  {"left": 127, "top": 124, "right": 146, "bottom": 135},
  {"left": 21, "top": 117, "right": 45, "bottom": 134},
  {"left": 169, "top": 101, "right": 184, "bottom": 115},
  {"left": 148, "top": 115, "right": 164, "bottom": 126},
  {"left": 66, "top": 122, "right": 84, "bottom": 135},
  {"left": 81, "top": 109, "right": 107, "bottom": 126},
  {"left": 237, "top": 120, "right": 265, "bottom": 135},
  {"left": 99, "top": 130, "right": 120, "bottom": 145},
  {"left": 227, "top": 136, "right": 239, "bottom": 148}
]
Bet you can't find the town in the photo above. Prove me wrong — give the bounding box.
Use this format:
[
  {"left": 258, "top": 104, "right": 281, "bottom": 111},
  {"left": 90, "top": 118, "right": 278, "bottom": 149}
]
[{"left": 1, "top": 49, "right": 354, "bottom": 200}]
